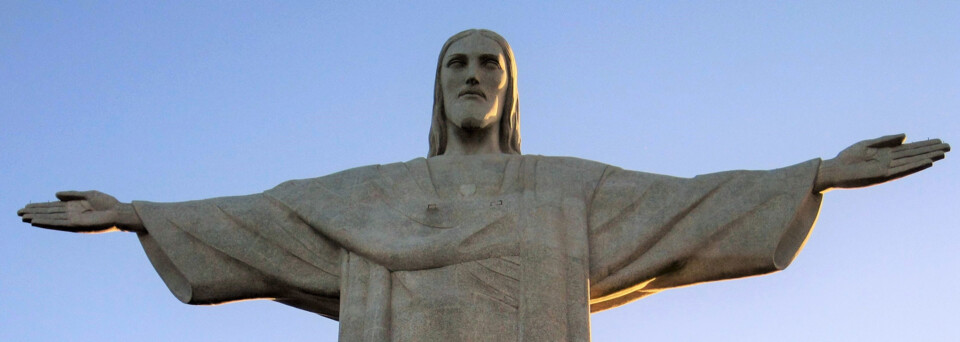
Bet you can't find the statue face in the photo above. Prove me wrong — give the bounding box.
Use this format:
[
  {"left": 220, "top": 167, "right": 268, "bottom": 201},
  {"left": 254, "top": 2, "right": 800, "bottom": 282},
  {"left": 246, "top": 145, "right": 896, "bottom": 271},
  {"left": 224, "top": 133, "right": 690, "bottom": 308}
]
[{"left": 440, "top": 34, "right": 509, "bottom": 130}]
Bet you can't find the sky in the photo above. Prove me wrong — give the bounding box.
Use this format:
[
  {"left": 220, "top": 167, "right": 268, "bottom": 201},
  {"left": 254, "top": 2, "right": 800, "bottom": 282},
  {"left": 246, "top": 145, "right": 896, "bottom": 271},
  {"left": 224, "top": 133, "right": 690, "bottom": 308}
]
[{"left": 1, "top": 1, "right": 958, "bottom": 341}]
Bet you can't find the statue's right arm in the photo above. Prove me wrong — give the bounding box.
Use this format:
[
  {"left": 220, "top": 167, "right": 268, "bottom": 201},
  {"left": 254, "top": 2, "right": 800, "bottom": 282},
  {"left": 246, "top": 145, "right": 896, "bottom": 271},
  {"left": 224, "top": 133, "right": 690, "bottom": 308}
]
[{"left": 17, "top": 190, "right": 145, "bottom": 234}]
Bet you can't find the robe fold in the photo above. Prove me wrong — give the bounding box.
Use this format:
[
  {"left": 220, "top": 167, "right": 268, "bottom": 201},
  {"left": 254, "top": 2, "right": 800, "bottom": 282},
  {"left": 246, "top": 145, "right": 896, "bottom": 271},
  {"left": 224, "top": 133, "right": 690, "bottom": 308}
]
[{"left": 133, "top": 155, "right": 823, "bottom": 341}]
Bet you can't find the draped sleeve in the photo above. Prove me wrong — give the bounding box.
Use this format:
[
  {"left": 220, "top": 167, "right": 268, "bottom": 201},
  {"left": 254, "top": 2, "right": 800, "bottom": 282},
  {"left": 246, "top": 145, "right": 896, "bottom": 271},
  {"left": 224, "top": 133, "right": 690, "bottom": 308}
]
[
  {"left": 587, "top": 159, "right": 823, "bottom": 312},
  {"left": 132, "top": 192, "right": 343, "bottom": 319}
]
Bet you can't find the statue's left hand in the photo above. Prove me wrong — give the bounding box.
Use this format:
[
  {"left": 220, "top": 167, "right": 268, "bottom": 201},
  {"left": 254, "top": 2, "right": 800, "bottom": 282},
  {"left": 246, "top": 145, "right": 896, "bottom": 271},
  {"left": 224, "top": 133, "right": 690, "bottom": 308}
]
[{"left": 815, "top": 134, "right": 949, "bottom": 192}]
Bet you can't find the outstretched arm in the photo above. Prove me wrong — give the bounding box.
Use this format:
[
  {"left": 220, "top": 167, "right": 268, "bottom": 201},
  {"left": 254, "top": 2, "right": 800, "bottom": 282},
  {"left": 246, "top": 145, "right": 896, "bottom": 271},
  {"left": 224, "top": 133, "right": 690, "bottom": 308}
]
[
  {"left": 814, "top": 134, "right": 950, "bottom": 193},
  {"left": 17, "top": 191, "right": 145, "bottom": 233}
]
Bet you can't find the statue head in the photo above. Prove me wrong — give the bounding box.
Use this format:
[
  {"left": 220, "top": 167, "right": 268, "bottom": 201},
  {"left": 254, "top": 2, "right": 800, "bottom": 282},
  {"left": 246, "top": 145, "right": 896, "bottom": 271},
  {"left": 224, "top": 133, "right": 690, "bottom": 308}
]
[{"left": 428, "top": 29, "right": 520, "bottom": 157}]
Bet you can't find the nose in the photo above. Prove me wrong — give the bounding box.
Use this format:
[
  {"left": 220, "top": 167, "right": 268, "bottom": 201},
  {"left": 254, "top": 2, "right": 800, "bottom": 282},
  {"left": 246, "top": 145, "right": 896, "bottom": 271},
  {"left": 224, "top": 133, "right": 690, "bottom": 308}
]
[{"left": 465, "top": 63, "right": 480, "bottom": 85}]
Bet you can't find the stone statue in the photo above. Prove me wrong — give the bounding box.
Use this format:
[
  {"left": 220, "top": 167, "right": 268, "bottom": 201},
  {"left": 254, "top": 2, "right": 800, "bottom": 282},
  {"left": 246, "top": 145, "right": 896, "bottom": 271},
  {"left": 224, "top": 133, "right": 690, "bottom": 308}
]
[{"left": 17, "top": 29, "right": 950, "bottom": 341}]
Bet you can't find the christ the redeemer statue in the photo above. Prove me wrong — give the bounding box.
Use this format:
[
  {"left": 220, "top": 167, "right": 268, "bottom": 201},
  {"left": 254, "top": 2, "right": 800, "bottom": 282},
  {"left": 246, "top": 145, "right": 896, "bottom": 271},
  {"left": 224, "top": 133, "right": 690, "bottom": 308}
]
[{"left": 18, "top": 29, "right": 949, "bottom": 341}]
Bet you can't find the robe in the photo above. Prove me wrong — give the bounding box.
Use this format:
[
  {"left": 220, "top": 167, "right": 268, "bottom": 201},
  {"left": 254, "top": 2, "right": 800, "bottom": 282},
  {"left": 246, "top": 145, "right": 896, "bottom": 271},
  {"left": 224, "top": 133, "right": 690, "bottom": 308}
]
[{"left": 132, "top": 154, "right": 823, "bottom": 341}]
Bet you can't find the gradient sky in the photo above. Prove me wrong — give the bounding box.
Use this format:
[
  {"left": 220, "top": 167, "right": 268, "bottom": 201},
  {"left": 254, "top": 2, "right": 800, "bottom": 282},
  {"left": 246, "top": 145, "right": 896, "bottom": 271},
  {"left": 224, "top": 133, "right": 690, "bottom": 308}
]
[{"left": 2, "top": 2, "right": 958, "bottom": 341}]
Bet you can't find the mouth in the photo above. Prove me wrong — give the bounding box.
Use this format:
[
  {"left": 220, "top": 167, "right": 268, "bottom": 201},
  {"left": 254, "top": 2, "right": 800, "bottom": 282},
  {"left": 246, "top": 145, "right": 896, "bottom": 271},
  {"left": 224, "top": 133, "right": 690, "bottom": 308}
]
[{"left": 458, "top": 89, "right": 486, "bottom": 99}]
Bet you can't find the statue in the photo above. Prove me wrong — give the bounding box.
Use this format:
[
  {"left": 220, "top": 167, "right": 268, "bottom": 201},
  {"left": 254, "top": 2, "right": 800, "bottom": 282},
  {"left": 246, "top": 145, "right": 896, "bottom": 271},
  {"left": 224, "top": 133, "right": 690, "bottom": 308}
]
[{"left": 17, "top": 29, "right": 950, "bottom": 341}]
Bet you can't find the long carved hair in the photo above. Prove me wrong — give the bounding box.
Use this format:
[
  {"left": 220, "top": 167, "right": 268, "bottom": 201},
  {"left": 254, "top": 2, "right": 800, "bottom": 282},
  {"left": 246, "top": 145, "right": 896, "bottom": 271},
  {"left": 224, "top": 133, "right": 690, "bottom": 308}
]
[{"left": 428, "top": 29, "right": 521, "bottom": 157}]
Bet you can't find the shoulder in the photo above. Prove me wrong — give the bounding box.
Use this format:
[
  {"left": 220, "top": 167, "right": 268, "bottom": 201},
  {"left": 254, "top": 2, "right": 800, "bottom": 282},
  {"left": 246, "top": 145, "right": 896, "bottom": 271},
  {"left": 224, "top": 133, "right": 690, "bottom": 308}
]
[
  {"left": 521, "top": 155, "right": 611, "bottom": 193},
  {"left": 531, "top": 155, "right": 609, "bottom": 173},
  {"left": 267, "top": 159, "right": 419, "bottom": 198}
]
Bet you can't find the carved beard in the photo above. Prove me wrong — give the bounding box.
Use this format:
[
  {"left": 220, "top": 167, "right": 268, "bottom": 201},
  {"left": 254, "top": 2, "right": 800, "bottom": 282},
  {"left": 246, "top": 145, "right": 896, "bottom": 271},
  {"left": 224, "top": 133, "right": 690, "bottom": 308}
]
[{"left": 458, "top": 116, "right": 484, "bottom": 130}]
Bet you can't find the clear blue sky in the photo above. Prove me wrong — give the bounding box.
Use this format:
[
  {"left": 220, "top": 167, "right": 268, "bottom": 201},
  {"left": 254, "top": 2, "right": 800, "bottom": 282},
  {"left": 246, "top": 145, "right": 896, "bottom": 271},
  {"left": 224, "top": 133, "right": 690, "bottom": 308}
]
[{"left": 2, "top": 1, "right": 957, "bottom": 341}]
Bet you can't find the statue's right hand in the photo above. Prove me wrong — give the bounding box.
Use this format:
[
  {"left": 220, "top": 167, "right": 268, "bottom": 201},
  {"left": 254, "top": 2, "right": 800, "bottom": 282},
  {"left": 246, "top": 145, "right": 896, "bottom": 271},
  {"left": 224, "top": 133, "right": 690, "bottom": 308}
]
[{"left": 18, "top": 191, "right": 127, "bottom": 233}]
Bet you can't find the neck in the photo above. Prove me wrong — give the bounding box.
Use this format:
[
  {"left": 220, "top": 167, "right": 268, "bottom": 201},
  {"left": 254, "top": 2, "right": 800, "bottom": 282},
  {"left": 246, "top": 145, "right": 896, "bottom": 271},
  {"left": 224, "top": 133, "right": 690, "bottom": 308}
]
[{"left": 443, "top": 123, "right": 502, "bottom": 156}]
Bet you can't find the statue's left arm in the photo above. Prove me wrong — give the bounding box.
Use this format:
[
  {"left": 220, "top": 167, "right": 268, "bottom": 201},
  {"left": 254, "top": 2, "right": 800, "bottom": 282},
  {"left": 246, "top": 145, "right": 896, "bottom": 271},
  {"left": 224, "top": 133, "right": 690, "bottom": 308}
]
[{"left": 585, "top": 134, "right": 947, "bottom": 313}]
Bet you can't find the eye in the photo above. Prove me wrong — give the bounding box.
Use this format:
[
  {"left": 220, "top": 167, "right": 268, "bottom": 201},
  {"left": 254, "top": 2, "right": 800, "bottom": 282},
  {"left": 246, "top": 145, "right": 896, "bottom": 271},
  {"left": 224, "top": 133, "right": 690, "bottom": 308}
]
[
  {"left": 446, "top": 58, "right": 465, "bottom": 68},
  {"left": 482, "top": 58, "right": 502, "bottom": 69}
]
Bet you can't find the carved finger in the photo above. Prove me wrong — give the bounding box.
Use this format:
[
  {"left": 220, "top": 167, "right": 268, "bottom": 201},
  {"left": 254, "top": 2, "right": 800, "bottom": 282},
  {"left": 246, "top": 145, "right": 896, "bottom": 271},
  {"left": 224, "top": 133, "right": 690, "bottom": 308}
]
[
  {"left": 22, "top": 206, "right": 68, "bottom": 214},
  {"left": 56, "top": 191, "right": 90, "bottom": 201},
  {"left": 24, "top": 202, "right": 67, "bottom": 209},
  {"left": 34, "top": 212, "right": 70, "bottom": 220},
  {"left": 866, "top": 133, "right": 907, "bottom": 148},
  {"left": 886, "top": 159, "right": 933, "bottom": 181},
  {"left": 19, "top": 203, "right": 66, "bottom": 217},
  {"left": 891, "top": 151, "right": 945, "bottom": 167},
  {"left": 892, "top": 139, "right": 942, "bottom": 152},
  {"left": 892, "top": 143, "right": 950, "bottom": 159},
  {"left": 21, "top": 213, "right": 33, "bottom": 222},
  {"left": 30, "top": 219, "right": 82, "bottom": 232}
]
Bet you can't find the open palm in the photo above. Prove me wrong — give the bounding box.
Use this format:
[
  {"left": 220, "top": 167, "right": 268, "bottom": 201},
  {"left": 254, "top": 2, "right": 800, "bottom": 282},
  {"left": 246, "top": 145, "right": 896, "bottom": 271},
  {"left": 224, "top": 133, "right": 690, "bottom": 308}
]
[
  {"left": 18, "top": 191, "right": 121, "bottom": 233},
  {"left": 816, "top": 134, "right": 949, "bottom": 191}
]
